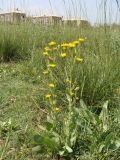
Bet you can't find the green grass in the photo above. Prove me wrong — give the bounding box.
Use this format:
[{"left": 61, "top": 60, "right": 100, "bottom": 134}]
[{"left": 0, "top": 24, "right": 120, "bottom": 160}]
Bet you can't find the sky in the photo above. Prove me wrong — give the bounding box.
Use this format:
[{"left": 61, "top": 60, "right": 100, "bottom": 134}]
[{"left": 0, "top": 0, "right": 120, "bottom": 24}]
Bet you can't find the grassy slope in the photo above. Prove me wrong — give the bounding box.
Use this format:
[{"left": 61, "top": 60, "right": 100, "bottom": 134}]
[
  {"left": 0, "top": 63, "right": 35, "bottom": 159},
  {"left": 0, "top": 25, "right": 120, "bottom": 159}
]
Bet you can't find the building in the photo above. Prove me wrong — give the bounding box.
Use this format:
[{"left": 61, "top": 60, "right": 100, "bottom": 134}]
[
  {"left": 32, "top": 15, "right": 62, "bottom": 26},
  {"left": 63, "top": 19, "right": 90, "bottom": 27},
  {"left": 0, "top": 10, "right": 26, "bottom": 24}
]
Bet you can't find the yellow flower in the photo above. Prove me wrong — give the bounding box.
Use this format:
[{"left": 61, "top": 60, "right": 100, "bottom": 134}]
[
  {"left": 54, "top": 107, "right": 60, "bottom": 111},
  {"left": 44, "top": 47, "right": 51, "bottom": 52},
  {"left": 61, "top": 43, "right": 69, "bottom": 47},
  {"left": 48, "top": 64, "right": 56, "bottom": 68},
  {"left": 72, "top": 41, "right": 80, "bottom": 45},
  {"left": 43, "top": 52, "right": 49, "bottom": 56},
  {"left": 59, "top": 53, "right": 67, "bottom": 58},
  {"left": 48, "top": 83, "right": 55, "bottom": 88},
  {"left": 68, "top": 43, "right": 76, "bottom": 48},
  {"left": 49, "top": 41, "right": 57, "bottom": 46},
  {"left": 79, "top": 38, "right": 86, "bottom": 42},
  {"left": 43, "top": 70, "right": 49, "bottom": 75},
  {"left": 45, "top": 94, "right": 52, "bottom": 98},
  {"left": 76, "top": 57, "right": 83, "bottom": 63},
  {"left": 61, "top": 43, "right": 76, "bottom": 49}
]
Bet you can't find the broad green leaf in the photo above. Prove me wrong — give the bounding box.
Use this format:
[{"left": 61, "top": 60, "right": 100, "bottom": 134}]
[
  {"left": 99, "top": 101, "right": 109, "bottom": 131},
  {"left": 104, "top": 132, "right": 113, "bottom": 148},
  {"left": 80, "top": 99, "right": 97, "bottom": 124}
]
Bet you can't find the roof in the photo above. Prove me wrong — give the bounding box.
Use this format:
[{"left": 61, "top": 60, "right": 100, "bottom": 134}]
[
  {"left": 33, "top": 15, "right": 62, "bottom": 19},
  {"left": 63, "top": 19, "right": 88, "bottom": 21},
  {"left": 0, "top": 10, "right": 26, "bottom": 15}
]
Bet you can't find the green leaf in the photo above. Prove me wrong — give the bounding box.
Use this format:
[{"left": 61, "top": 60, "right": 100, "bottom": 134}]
[
  {"left": 34, "top": 134, "right": 44, "bottom": 145},
  {"left": 45, "top": 122, "right": 53, "bottom": 131},
  {"left": 99, "top": 144, "right": 105, "bottom": 153},
  {"left": 80, "top": 99, "right": 97, "bottom": 124},
  {"left": 43, "top": 136, "right": 58, "bottom": 150},
  {"left": 104, "top": 132, "right": 113, "bottom": 148},
  {"left": 99, "top": 101, "right": 109, "bottom": 131}
]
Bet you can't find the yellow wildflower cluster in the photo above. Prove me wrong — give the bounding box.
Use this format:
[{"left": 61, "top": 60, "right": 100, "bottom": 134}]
[
  {"left": 43, "top": 38, "right": 85, "bottom": 55},
  {"left": 61, "top": 43, "right": 76, "bottom": 49},
  {"left": 42, "top": 38, "right": 86, "bottom": 112},
  {"left": 60, "top": 38, "right": 85, "bottom": 50}
]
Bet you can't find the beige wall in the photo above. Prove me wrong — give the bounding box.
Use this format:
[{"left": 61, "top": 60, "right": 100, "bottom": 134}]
[
  {"left": 0, "top": 13, "right": 26, "bottom": 23},
  {"left": 32, "top": 16, "right": 62, "bottom": 25}
]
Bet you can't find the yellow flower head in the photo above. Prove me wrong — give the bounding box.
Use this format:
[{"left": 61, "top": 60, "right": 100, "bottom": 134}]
[
  {"left": 68, "top": 43, "right": 76, "bottom": 48},
  {"left": 45, "top": 94, "right": 52, "bottom": 98},
  {"left": 48, "top": 83, "right": 55, "bottom": 88},
  {"left": 49, "top": 41, "right": 57, "bottom": 46},
  {"left": 72, "top": 41, "right": 80, "bottom": 45},
  {"left": 79, "top": 38, "right": 86, "bottom": 42},
  {"left": 48, "top": 64, "right": 56, "bottom": 68},
  {"left": 43, "top": 52, "right": 49, "bottom": 56},
  {"left": 61, "top": 43, "right": 69, "bottom": 48},
  {"left": 54, "top": 107, "right": 60, "bottom": 111},
  {"left": 59, "top": 53, "right": 67, "bottom": 58},
  {"left": 76, "top": 57, "right": 83, "bottom": 63}
]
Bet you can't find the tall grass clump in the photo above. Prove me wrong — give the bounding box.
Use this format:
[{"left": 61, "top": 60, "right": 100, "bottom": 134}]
[{"left": 0, "top": 24, "right": 33, "bottom": 62}]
